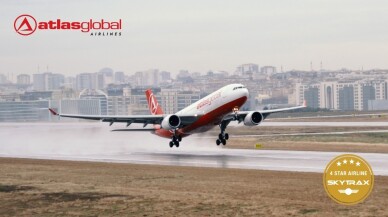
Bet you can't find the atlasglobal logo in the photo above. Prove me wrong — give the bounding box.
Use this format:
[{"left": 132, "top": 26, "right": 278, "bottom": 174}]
[{"left": 14, "top": 14, "right": 122, "bottom": 36}]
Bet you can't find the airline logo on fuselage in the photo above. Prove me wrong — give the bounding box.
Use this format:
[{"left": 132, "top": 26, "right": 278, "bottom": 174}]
[{"left": 197, "top": 91, "right": 221, "bottom": 109}]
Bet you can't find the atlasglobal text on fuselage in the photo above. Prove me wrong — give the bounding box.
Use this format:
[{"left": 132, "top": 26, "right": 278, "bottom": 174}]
[{"left": 49, "top": 84, "right": 306, "bottom": 148}]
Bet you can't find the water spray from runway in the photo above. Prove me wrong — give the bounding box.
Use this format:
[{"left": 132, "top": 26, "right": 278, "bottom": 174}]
[
  {"left": 0, "top": 122, "right": 218, "bottom": 157},
  {"left": 1, "top": 122, "right": 388, "bottom": 175}
]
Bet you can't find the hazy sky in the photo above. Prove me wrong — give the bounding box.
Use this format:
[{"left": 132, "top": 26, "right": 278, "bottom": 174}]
[{"left": 1, "top": 0, "right": 388, "bottom": 77}]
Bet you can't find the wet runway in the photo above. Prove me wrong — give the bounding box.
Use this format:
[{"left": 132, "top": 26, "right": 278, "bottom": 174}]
[
  {"left": 1, "top": 123, "right": 388, "bottom": 176},
  {"left": 4, "top": 149, "right": 387, "bottom": 176},
  {"left": 260, "top": 122, "right": 388, "bottom": 127}
]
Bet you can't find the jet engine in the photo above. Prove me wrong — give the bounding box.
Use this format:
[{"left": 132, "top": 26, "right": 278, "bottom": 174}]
[
  {"left": 161, "top": 114, "right": 181, "bottom": 130},
  {"left": 243, "top": 111, "right": 263, "bottom": 126}
]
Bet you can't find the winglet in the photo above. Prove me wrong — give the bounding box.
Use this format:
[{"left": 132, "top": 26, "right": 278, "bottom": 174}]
[
  {"left": 48, "top": 108, "right": 58, "bottom": 116},
  {"left": 303, "top": 100, "right": 307, "bottom": 107}
]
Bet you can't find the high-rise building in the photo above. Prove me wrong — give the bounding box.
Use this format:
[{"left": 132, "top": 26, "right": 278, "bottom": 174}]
[
  {"left": 0, "top": 74, "right": 8, "bottom": 84},
  {"left": 47, "top": 73, "right": 64, "bottom": 90},
  {"left": 76, "top": 73, "right": 104, "bottom": 90},
  {"left": 114, "top": 71, "right": 125, "bottom": 84},
  {"left": 33, "top": 72, "right": 64, "bottom": 91},
  {"left": 32, "top": 74, "right": 45, "bottom": 91},
  {"left": 121, "top": 87, "right": 201, "bottom": 115},
  {"left": 76, "top": 73, "right": 92, "bottom": 90},
  {"left": 159, "top": 89, "right": 178, "bottom": 114},
  {"left": 261, "top": 66, "right": 277, "bottom": 75},
  {"left": 0, "top": 100, "right": 51, "bottom": 122},
  {"left": 159, "top": 89, "right": 201, "bottom": 114},
  {"left": 338, "top": 86, "right": 354, "bottom": 110},
  {"left": 79, "top": 89, "right": 108, "bottom": 115},
  {"left": 235, "top": 63, "right": 259, "bottom": 78},
  {"left": 160, "top": 71, "right": 171, "bottom": 81},
  {"left": 17, "top": 74, "right": 31, "bottom": 85},
  {"left": 60, "top": 99, "right": 102, "bottom": 115},
  {"left": 133, "top": 69, "right": 160, "bottom": 87},
  {"left": 63, "top": 76, "right": 76, "bottom": 89},
  {"left": 98, "top": 68, "right": 114, "bottom": 84},
  {"left": 107, "top": 96, "right": 132, "bottom": 115},
  {"left": 303, "top": 87, "right": 320, "bottom": 108},
  {"left": 295, "top": 80, "right": 388, "bottom": 111},
  {"left": 176, "top": 91, "right": 201, "bottom": 111},
  {"left": 368, "top": 99, "right": 388, "bottom": 110}
]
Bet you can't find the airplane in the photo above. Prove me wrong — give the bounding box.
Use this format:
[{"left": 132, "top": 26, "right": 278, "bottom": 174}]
[{"left": 49, "top": 83, "right": 306, "bottom": 148}]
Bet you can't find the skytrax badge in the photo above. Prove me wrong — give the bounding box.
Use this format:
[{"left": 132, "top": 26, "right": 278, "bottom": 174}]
[{"left": 323, "top": 154, "right": 374, "bottom": 205}]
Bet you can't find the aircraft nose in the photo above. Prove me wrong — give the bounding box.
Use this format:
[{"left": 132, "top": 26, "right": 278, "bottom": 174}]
[{"left": 241, "top": 88, "right": 249, "bottom": 98}]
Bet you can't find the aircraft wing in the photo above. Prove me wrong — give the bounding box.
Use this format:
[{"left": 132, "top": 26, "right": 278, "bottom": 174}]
[
  {"left": 223, "top": 101, "right": 306, "bottom": 122},
  {"left": 48, "top": 108, "right": 199, "bottom": 127}
]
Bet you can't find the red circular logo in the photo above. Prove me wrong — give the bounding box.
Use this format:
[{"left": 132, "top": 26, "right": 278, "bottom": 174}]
[{"left": 14, "top": 14, "right": 37, "bottom": 36}]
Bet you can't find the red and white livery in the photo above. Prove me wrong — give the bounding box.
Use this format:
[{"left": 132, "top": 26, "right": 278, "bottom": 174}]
[{"left": 49, "top": 84, "right": 306, "bottom": 147}]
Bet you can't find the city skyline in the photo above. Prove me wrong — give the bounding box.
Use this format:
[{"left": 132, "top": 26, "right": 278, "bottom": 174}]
[
  {"left": 1, "top": 59, "right": 388, "bottom": 123},
  {"left": 1, "top": 63, "right": 387, "bottom": 83},
  {"left": 1, "top": 1, "right": 388, "bottom": 76}
]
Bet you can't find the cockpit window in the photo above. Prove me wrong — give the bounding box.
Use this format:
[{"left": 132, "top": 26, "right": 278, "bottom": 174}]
[{"left": 233, "top": 86, "right": 246, "bottom": 90}]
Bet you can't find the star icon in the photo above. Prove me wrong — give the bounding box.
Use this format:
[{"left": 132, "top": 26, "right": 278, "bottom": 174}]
[
  {"left": 350, "top": 159, "right": 354, "bottom": 164},
  {"left": 356, "top": 161, "right": 361, "bottom": 167},
  {"left": 343, "top": 159, "right": 347, "bottom": 164},
  {"left": 337, "top": 161, "right": 342, "bottom": 166}
]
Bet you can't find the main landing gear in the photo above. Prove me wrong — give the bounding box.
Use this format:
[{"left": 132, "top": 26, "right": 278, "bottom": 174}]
[
  {"left": 169, "top": 135, "right": 182, "bottom": 148},
  {"left": 216, "top": 120, "right": 230, "bottom": 146},
  {"left": 216, "top": 133, "right": 229, "bottom": 146}
]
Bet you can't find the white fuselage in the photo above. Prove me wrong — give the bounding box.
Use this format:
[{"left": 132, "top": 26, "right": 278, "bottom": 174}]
[
  {"left": 176, "top": 84, "right": 249, "bottom": 116},
  {"left": 154, "top": 84, "right": 249, "bottom": 138}
]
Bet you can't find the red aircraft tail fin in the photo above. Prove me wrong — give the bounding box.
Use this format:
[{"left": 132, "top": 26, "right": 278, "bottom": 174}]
[{"left": 145, "top": 89, "right": 164, "bottom": 115}]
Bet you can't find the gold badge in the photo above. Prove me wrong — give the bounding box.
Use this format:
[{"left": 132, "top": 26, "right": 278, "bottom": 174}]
[{"left": 323, "top": 154, "right": 374, "bottom": 205}]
